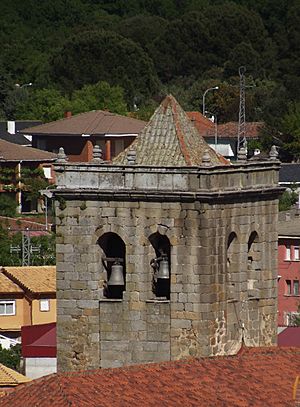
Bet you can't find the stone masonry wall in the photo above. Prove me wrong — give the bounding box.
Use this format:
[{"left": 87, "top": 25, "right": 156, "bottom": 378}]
[{"left": 56, "top": 189, "right": 279, "bottom": 370}]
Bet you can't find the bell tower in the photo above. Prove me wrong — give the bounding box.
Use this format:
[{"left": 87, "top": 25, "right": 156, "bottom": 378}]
[{"left": 55, "top": 95, "right": 282, "bottom": 371}]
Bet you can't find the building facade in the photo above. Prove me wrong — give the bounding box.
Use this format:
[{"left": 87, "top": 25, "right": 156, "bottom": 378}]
[
  {"left": 55, "top": 95, "right": 282, "bottom": 372},
  {"left": 0, "top": 266, "right": 56, "bottom": 340},
  {"left": 278, "top": 210, "right": 300, "bottom": 325}
]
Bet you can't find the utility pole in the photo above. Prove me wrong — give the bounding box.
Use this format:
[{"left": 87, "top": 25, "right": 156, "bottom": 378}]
[
  {"left": 237, "top": 66, "right": 246, "bottom": 153},
  {"left": 10, "top": 228, "right": 40, "bottom": 266}
]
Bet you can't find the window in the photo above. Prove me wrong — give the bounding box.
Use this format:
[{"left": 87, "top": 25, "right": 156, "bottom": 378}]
[
  {"left": 40, "top": 299, "right": 50, "bottom": 312},
  {"left": 286, "top": 245, "right": 291, "bottom": 260},
  {"left": 295, "top": 247, "right": 300, "bottom": 261},
  {"left": 294, "top": 280, "right": 299, "bottom": 296},
  {"left": 0, "top": 300, "right": 15, "bottom": 316},
  {"left": 286, "top": 280, "right": 292, "bottom": 295}
]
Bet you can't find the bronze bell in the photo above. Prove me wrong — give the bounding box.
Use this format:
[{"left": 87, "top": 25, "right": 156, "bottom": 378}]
[
  {"left": 108, "top": 261, "right": 124, "bottom": 286},
  {"left": 157, "top": 256, "right": 170, "bottom": 279}
]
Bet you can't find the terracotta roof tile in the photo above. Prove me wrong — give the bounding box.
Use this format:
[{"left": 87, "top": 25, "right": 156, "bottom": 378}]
[
  {"left": 0, "top": 363, "right": 30, "bottom": 387},
  {"left": 187, "top": 112, "right": 263, "bottom": 139},
  {"left": 114, "top": 95, "right": 227, "bottom": 166},
  {"left": 187, "top": 111, "right": 215, "bottom": 133},
  {"left": 0, "top": 347, "right": 299, "bottom": 406},
  {"left": 2, "top": 266, "right": 56, "bottom": 294},
  {"left": 0, "top": 139, "right": 56, "bottom": 161},
  {"left": 22, "top": 111, "right": 146, "bottom": 136},
  {"left": 0, "top": 272, "right": 23, "bottom": 294}
]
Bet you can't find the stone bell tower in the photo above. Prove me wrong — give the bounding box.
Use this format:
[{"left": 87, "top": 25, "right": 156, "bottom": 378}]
[{"left": 55, "top": 95, "right": 282, "bottom": 372}]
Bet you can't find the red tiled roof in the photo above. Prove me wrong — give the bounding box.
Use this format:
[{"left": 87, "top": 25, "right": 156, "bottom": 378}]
[
  {"left": 187, "top": 111, "right": 215, "bottom": 134},
  {"left": 1, "top": 347, "right": 299, "bottom": 406},
  {"left": 215, "top": 122, "right": 263, "bottom": 139},
  {"left": 22, "top": 111, "right": 146, "bottom": 136},
  {"left": 187, "top": 112, "right": 263, "bottom": 139}
]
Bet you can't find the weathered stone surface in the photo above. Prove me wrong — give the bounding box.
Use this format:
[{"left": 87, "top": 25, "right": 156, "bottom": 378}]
[{"left": 55, "top": 160, "right": 282, "bottom": 371}]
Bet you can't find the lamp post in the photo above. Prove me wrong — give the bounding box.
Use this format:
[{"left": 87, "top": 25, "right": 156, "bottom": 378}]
[
  {"left": 41, "top": 186, "right": 53, "bottom": 231},
  {"left": 202, "top": 86, "right": 219, "bottom": 116}
]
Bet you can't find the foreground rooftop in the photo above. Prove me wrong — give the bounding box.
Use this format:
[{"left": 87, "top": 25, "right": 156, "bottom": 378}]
[{"left": 1, "top": 347, "right": 299, "bottom": 406}]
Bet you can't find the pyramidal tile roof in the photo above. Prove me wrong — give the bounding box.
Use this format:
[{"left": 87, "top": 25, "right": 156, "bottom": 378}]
[{"left": 114, "top": 95, "right": 228, "bottom": 166}]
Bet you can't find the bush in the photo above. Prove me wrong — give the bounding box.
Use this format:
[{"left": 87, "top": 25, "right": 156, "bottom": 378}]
[
  {"left": 279, "top": 190, "right": 298, "bottom": 212},
  {"left": 0, "top": 344, "right": 21, "bottom": 372},
  {"left": 0, "top": 194, "right": 17, "bottom": 217}
]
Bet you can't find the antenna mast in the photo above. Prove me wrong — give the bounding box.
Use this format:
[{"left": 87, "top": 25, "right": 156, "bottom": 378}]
[{"left": 237, "top": 66, "right": 246, "bottom": 152}]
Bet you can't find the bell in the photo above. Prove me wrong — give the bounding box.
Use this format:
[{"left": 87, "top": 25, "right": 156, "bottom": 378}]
[
  {"left": 108, "top": 261, "right": 124, "bottom": 286},
  {"left": 157, "top": 257, "right": 170, "bottom": 279}
]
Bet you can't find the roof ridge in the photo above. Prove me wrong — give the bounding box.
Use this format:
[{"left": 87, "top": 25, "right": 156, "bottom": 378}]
[{"left": 170, "top": 96, "right": 192, "bottom": 165}]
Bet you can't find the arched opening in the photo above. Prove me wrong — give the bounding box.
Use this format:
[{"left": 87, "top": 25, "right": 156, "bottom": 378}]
[
  {"left": 227, "top": 232, "right": 239, "bottom": 301},
  {"left": 247, "top": 231, "right": 260, "bottom": 297},
  {"left": 98, "top": 232, "right": 126, "bottom": 299},
  {"left": 149, "top": 232, "right": 171, "bottom": 299}
]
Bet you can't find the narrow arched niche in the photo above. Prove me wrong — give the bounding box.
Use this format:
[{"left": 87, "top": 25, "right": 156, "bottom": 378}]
[
  {"left": 248, "top": 231, "right": 260, "bottom": 269},
  {"left": 226, "top": 232, "right": 239, "bottom": 301},
  {"left": 247, "top": 231, "right": 260, "bottom": 297},
  {"left": 98, "top": 232, "right": 126, "bottom": 299},
  {"left": 148, "top": 232, "right": 171, "bottom": 299}
]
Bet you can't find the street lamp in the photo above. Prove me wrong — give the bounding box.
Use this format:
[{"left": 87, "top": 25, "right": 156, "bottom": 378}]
[
  {"left": 202, "top": 86, "right": 219, "bottom": 116},
  {"left": 41, "top": 186, "right": 53, "bottom": 231}
]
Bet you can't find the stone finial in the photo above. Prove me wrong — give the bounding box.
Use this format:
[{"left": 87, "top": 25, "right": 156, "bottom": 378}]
[
  {"left": 237, "top": 147, "right": 247, "bottom": 162},
  {"left": 92, "top": 145, "right": 103, "bottom": 163},
  {"left": 56, "top": 147, "right": 68, "bottom": 163},
  {"left": 127, "top": 147, "right": 136, "bottom": 165},
  {"left": 269, "top": 145, "right": 279, "bottom": 160},
  {"left": 202, "top": 150, "right": 212, "bottom": 166}
]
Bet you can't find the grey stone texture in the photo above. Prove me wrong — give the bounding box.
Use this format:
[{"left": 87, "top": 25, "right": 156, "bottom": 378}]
[{"left": 55, "top": 161, "right": 282, "bottom": 371}]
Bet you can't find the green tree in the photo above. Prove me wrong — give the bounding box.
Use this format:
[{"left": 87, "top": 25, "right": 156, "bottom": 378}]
[
  {"left": 279, "top": 190, "right": 298, "bottom": 211},
  {"left": 280, "top": 102, "right": 300, "bottom": 161},
  {"left": 115, "top": 15, "right": 168, "bottom": 49},
  {"left": 0, "top": 344, "right": 21, "bottom": 372},
  {"left": 0, "top": 225, "right": 22, "bottom": 266},
  {"left": 0, "top": 195, "right": 17, "bottom": 218},
  {"left": 70, "top": 81, "right": 128, "bottom": 115},
  {"left": 49, "top": 30, "right": 160, "bottom": 103},
  {"left": 149, "top": 12, "right": 212, "bottom": 82},
  {"left": 10, "top": 88, "right": 69, "bottom": 122}
]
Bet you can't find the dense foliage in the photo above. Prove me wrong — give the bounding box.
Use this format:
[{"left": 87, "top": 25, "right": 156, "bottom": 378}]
[
  {"left": 0, "top": 344, "right": 21, "bottom": 372},
  {"left": 1, "top": 0, "right": 300, "bottom": 159}
]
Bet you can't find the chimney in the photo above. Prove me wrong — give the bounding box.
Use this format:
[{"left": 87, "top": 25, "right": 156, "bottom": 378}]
[
  {"left": 7, "top": 121, "right": 15, "bottom": 134},
  {"left": 64, "top": 111, "right": 72, "bottom": 119}
]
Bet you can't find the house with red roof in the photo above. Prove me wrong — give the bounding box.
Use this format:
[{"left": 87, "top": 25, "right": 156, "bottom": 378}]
[
  {"left": 187, "top": 111, "right": 263, "bottom": 159},
  {"left": 0, "top": 138, "right": 56, "bottom": 213},
  {"left": 22, "top": 110, "right": 146, "bottom": 162}
]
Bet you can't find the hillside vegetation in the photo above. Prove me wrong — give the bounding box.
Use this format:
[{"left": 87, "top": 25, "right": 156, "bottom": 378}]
[{"left": 1, "top": 0, "right": 300, "bottom": 159}]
